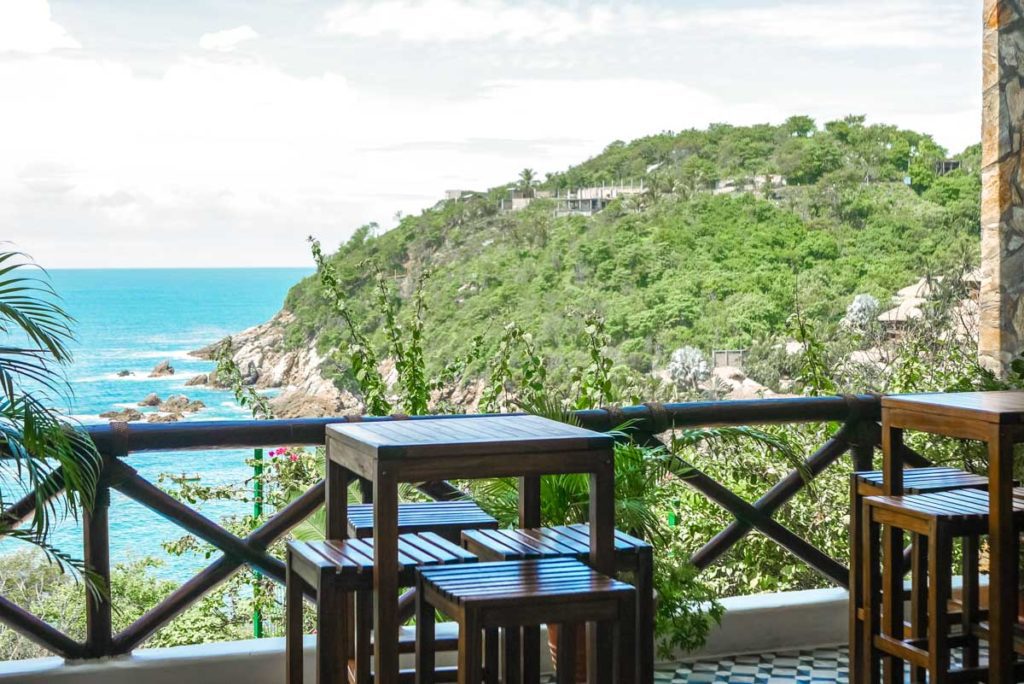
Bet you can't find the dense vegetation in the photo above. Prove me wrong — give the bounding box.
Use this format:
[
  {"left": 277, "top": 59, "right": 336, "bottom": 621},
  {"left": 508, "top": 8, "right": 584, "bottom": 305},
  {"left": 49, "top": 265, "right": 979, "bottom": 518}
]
[{"left": 283, "top": 116, "right": 980, "bottom": 392}]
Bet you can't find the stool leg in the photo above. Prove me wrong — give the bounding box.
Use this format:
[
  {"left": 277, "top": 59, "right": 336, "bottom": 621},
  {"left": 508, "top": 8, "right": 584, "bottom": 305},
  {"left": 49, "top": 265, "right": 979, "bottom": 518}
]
[
  {"left": 484, "top": 628, "right": 499, "bottom": 684},
  {"left": 286, "top": 553, "right": 303, "bottom": 684},
  {"left": 317, "top": 575, "right": 347, "bottom": 684},
  {"left": 504, "top": 627, "right": 522, "bottom": 684},
  {"left": 927, "top": 523, "right": 952, "bottom": 684},
  {"left": 881, "top": 523, "right": 904, "bottom": 684},
  {"left": 416, "top": 577, "right": 436, "bottom": 684},
  {"left": 635, "top": 551, "right": 654, "bottom": 684},
  {"left": 459, "top": 611, "right": 483, "bottom": 684},
  {"left": 556, "top": 624, "right": 577, "bottom": 684},
  {"left": 863, "top": 501, "right": 881, "bottom": 684},
  {"left": 909, "top": 533, "right": 928, "bottom": 683},
  {"left": 850, "top": 478, "right": 864, "bottom": 684},
  {"left": 522, "top": 625, "right": 541, "bottom": 684},
  {"left": 618, "top": 593, "right": 637, "bottom": 684},
  {"left": 961, "top": 535, "right": 980, "bottom": 669},
  {"left": 354, "top": 589, "right": 372, "bottom": 684}
]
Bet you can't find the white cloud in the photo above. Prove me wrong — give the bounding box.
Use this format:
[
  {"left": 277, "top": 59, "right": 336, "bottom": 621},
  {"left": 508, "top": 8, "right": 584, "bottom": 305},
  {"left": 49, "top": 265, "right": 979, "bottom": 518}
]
[
  {"left": 0, "top": 0, "right": 79, "bottom": 54},
  {"left": 322, "top": 0, "right": 976, "bottom": 49},
  {"left": 0, "top": 0, "right": 983, "bottom": 267},
  {"left": 199, "top": 25, "right": 259, "bottom": 52}
]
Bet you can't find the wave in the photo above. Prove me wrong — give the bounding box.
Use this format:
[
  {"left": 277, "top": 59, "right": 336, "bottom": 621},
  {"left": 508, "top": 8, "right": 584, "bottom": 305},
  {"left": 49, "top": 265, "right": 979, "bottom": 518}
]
[
  {"left": 72, "top": 372, "right": 187, "bottom": 383},
  {"left": 117, "top": 349, "right": 201, "bottom": 361}
]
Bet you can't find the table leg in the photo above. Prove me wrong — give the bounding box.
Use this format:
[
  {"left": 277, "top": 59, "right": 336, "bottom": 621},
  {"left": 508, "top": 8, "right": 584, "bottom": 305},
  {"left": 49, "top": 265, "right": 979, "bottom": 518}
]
[
  {"left": 880, "top": 423, "right": 904, "bottom": 684},
  {"left": 518, "top": 476, "right": 541, "bottom": 683},
  {"left": 987, "top": 432, "right": 1015, "bottom": 684},
  {"left": 374, "top": 469, "right": 400, "bottom": 684},
  {"left": 285, "top": 550, "right": 303, "bottom": 684},
  {"left": 589, "top": 459, "right": 615, "bottom": 684},
  {"left": 326, "top": 454, "right": 350, "bottom": 539}
]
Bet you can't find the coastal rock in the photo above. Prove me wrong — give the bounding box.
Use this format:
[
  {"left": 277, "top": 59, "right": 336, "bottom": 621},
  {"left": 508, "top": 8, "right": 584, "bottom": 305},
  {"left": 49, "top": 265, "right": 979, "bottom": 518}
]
[
  {"left": 100, "top": 408, "right": 144, "bottom": 422},
  {"left": 149, "top": 360, "right": 175, "bottom": 377},
  {"left": 269, "top": 391, "right": 354, "bottom": 419},
  {"left": 192, "top": 310, "right": 356, "bottom": 418},
  {"left": 117, "top": 369, "right": 134, "bottom": 377},
  {"left": 159, "top": 395, "right": 205, "bottom": 413},
  {"left": 185, "top": 374, "right": 208, "bottom": 386},
  {"left": 138, "top": 393, "right": 161, "bottom": 407},
  {"left": 147, "top": 413, "right": 182, "bottom": 423},
  {"left": 241, "top": 361, "right": 259, "bottom": 386}
]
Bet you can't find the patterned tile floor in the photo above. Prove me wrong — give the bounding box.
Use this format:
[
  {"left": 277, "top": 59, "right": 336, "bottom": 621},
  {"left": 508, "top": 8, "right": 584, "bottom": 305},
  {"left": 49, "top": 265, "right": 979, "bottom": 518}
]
[
  {"left": 660, "top": 644, "right": 986, "bottom": 682},
  {"left": 661, "top": 646, "right": 849, "bottom": 683}
]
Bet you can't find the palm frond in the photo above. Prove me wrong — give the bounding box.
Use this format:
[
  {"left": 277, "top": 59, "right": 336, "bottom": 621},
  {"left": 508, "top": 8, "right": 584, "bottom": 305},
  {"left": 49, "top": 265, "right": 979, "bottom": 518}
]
[
  {"left": 0, "top": 249, "right": 101, "bottom": 588},
  {"left": 664, "top": 425, "right": 807, "bottom": 482}
]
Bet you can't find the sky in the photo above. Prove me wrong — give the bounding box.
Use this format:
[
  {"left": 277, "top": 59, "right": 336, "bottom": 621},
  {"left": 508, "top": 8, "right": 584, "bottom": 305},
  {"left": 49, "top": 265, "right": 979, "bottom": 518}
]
[{"left": 0, "top": 0, "right": 983, "bottom": 268}]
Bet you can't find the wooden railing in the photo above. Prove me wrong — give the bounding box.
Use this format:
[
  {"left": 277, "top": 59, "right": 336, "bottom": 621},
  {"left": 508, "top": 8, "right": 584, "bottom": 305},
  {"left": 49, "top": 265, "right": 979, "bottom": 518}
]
[{"left": 0, "top": 394, "right": 935, "bottom": 660}]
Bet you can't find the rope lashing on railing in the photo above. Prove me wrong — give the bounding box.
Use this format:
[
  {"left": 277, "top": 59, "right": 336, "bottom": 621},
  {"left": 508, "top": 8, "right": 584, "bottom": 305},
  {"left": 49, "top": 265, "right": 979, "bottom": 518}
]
[{"left": 641, "top": 401, "right": 671, "bottom": 434}]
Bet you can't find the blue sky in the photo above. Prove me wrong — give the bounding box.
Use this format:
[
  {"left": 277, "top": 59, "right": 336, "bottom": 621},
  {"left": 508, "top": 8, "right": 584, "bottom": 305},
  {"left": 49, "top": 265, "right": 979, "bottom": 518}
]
[{"left": 1, "top": 0, "right": 982, "bottom": 267}]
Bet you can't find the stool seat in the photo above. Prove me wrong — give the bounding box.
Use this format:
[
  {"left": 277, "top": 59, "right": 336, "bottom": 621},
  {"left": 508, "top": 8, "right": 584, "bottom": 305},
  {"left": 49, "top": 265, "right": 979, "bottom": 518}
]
[
  {"left": 420, "top": 558, "right": 633, "bottom": 607},
  {"left": 461, "top": 524, "right": 650, "bottom": 564},
  {"left": 865, "top": 488, "right": 1024, "bottom": 532},
  {"left": 462, "top": 525, "right": 654, "bottom": 683},
  {"left": 288, "top": 532, "right": 477, "bottom": 590},
  {"left": 854, "top": 466, "right": 989, "bottom": 493},
  {"left": 416, "top": 559, "right": 637, "bottom": 684},
  {"left": 346, "top": 501, "right": 498, "bottom": 540}
]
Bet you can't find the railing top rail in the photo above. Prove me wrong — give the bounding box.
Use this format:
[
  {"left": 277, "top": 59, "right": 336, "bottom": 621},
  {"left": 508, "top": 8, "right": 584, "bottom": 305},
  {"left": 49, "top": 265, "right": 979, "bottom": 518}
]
[{"left": 80, "top": 394, "right": 881, "bottom": 457}]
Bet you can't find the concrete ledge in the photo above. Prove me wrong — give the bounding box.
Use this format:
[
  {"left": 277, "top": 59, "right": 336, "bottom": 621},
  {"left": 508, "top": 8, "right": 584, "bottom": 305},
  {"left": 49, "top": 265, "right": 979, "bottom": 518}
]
[
  {"left": 0, "top": 588, "right": 852, "bottom": 682},
  {"left": 687, "top": 586, "right": 848, "bottom": 659}
]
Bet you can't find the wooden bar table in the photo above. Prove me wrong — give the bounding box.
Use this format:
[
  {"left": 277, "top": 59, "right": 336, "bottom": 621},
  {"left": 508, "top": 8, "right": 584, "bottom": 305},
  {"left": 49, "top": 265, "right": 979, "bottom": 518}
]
[
  {"left": 325, "top": 415, "right": 618, "bottom": 684},
  {"left": 881, "top": 391, "right": 1024, "bottom": 684}
]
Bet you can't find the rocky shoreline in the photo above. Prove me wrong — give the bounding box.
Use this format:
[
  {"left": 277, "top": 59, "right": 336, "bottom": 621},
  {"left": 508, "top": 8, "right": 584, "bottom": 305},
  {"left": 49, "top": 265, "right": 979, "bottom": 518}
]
[{"left": 188, "top": 310, "right": 360, "bottom": 418}]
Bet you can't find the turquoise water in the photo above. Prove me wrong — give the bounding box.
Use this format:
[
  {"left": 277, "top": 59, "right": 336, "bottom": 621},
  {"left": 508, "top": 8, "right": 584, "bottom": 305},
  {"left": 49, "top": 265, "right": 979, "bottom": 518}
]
[{"left": 2, "top": 268, "right": 311, "bottom": 580}]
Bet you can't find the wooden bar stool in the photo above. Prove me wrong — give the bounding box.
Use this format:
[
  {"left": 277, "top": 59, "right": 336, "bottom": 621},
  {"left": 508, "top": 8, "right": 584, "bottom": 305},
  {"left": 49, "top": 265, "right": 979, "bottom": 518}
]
[
  {"left": 849, "top": 467, "right": 989, "bottom": 684},
  {"left": 347, "top": 501, "right": 498, "bottom": 543},
  {"left": 416, "top": 558, "right": 636, "bottom": 684},
  {"left": 862, "top": 488, "right": 1024, "bottom": 683},
  {"left": 285, "top": 532, "right": 478, "bottom": 684},
  {"left": 461, "top": 524, "right": 653, "bottom": 684}
]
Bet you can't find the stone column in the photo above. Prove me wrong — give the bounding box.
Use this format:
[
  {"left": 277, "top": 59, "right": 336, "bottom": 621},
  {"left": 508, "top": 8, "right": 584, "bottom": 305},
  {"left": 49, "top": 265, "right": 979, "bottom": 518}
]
[{"left": 980, "top": 0, "right": 1024, "bottom": 373}]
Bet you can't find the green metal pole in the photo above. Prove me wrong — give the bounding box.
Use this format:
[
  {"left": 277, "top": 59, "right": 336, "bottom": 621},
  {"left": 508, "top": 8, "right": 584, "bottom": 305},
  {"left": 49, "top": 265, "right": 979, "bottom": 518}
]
[{"left": 252, "top": 447, "right": 264, "bottom": 638}]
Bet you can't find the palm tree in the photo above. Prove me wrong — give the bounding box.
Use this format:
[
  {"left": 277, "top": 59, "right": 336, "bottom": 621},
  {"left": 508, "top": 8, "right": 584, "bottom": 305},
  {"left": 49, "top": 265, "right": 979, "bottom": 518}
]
[
  {"left": 517, "top": 168, "right": 537, "bottom": 198},
  {"left": 0, "top": 250, "right": 101, "bottom": 576}
]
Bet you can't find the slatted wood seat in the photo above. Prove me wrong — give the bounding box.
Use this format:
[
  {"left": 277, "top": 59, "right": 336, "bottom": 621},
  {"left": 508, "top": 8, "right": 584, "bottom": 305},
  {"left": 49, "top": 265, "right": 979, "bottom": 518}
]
[
  {"left": 286, "top": 533, "right": 478, "bottom": 684},
  {"left": 346, "top": 501, "right": 498, "bottom": 542},
  {"left": 461, "top": 524, "right": 653, "bottom": 683},
  {"left": 862, "top": 488, "right": 1024, "bottom": 683},
  {"left": 849, "top": 466, "right": 990, "bottom": 684},
  {"left": 416, "top": 558, "right": 636, "bottom": 684}
]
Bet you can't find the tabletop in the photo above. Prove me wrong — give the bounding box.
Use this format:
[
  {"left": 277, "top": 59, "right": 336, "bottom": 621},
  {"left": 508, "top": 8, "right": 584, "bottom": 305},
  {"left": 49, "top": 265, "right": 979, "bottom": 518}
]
[
  {"left": 882, "top": 391, "right": 1024, "bottom": 424},
  {"left": 326, "top": 414, "right": 614, "bottom": 460}
]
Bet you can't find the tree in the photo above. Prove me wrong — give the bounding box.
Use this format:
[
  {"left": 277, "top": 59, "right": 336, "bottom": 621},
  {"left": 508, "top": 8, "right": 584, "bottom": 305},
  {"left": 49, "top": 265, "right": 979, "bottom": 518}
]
[
  {"left": 842, "top": 294, "right": 880, "bottom": 331},
  {"left": 784, "top": 115, "right": 816, "bottom": 138},
  {"left": 517, "top": 168, "right": 537, "bottom": 198},
  {"left": 667, "top": 346, "right": 710, "bottom": 391},
  {"left": 0, "top": 251, "right": 101, "bottom": 577}
]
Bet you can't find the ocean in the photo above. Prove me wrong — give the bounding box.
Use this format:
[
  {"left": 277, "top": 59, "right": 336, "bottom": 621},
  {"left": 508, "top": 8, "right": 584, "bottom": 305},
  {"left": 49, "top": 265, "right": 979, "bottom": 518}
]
[{"left": 1, "top": 268, "right": 311, "bottom": 581}]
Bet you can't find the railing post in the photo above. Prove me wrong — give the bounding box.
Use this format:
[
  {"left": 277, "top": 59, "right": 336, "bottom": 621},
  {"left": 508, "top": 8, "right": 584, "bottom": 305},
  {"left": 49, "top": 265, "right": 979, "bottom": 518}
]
[
  {"left": 252, "top": 447, "right": 264, "bottom": 639},
  {"left": 850, "top": 420, "right": 876, "bottom": 472},
  {"left": 83, "top": 467, "right": 112, "bottom": 658}
]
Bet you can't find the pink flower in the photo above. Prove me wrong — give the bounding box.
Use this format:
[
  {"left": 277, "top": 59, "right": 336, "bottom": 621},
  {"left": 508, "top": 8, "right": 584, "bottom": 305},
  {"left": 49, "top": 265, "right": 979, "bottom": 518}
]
[{"left": 289, "top": 453, "right": 299, "bottom": 462}]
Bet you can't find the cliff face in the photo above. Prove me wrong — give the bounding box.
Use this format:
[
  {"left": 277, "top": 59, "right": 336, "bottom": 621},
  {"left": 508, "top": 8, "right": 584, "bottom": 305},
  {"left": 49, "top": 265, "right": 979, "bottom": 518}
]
[{"left": 191, "top": 310, "right": 359, "bottom": 418}]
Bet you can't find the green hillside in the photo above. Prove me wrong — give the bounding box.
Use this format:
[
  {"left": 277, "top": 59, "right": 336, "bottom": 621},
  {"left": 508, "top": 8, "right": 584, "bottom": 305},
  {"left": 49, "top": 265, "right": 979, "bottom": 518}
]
[{"left": 282, "top": 115, "right": 981, "bottom": 392}]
